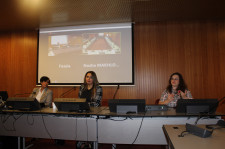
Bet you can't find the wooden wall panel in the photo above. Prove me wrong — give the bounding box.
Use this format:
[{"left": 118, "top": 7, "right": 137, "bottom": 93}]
[
  {"left": 0, "top": 21, "right": 225, "bottom": 113},
  {"left": 0, "top": 31, "right": 38, "bottom": 96}
]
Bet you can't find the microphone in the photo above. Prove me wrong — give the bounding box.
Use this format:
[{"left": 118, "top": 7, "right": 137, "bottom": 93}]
[
  {"left": 206, "top": 119, "right": 225, "bottom": 129},
  {"left": 13, "top": 93, "right": 32, "bottom": 97},
  {"left": 218, "top": 96, "right": 225, "bottom": 105},
  {"left": 176, "top": 90, "right": 183, "bottom": 99},
  {"left": 113, "top": 85, "right": 120, "bottom": 99},
  {"left": 60, "top": 87, "right": 76, "bottom": 97}
]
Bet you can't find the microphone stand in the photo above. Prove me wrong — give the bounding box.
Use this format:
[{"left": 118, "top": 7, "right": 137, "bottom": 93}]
[
  {"left": 113, "top": 85, "right": 120, "bottom": 99},
  {"left": 60, "top": 87, "right": 76, "bottom": 97},
  {"left": 14, "top": 93, "right": 32, "bottom": 97},
  {"left": 218, "top": 96, "right": 225, "bottom": 105}
]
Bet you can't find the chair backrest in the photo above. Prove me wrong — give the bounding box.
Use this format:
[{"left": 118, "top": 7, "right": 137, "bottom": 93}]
[
  {"left": 101, "top": 99, "right": 108, "bottom": 106},
  {"left": 155, "top": 99, "right": 160, "bottom": 105}
]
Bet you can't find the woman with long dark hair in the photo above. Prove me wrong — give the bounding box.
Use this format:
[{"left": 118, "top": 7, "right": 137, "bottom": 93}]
[
  {"left": 159, "top": 72, "right": 192, "bottom": 107},
  {"left": 77, "top": 71, "right": 102, "bottom": 149},
  {"left": 79, "top": 71, "right": 102, "bottom": 107}
]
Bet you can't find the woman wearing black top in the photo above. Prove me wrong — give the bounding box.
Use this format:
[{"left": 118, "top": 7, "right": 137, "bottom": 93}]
[
  {"left": 78, "top": 71, "right": 102, "bottom": 107},
  {"left": 77, "top": 71, "right": 102, "bottom": 149}
]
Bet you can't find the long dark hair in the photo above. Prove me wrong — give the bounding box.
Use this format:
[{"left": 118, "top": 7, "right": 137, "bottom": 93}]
[
  {"left": 166, "top": 72, "right": 188, "bottom": 93},
  {"left": 83, "top": 71, "right": 99, "bottom": 99}
]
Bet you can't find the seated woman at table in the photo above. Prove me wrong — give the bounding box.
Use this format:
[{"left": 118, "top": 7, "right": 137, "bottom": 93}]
[
  {"left": 159, "top": 72, "right": 193, "bottom": 107},
  {"left": 30, "top": 76, "right": 52, "bottom": 107},
  {"left": 77, "top": 71, "right": 102, "bottom": 149},
  {"left": 78, "top": 71, "right": 102, "bottom": 107}
]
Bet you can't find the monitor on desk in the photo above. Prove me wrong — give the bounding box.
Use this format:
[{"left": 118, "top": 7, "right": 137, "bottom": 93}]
[
  {"left": 54, "top": 98, "right": 90, "bottom": 112},
  {"left": 6, "top": 97, "right": 42, "bottom": 111},
  {"left": 108, "top": 99, "right": 146, "bottom": 114},
  {"left": 176, "top": 99, "right": 218, "bottom": 114}
]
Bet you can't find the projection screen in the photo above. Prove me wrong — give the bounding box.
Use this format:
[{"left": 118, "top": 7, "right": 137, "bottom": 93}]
[{"left": 38, "top": 23, "right": 134, "bottom": 86}]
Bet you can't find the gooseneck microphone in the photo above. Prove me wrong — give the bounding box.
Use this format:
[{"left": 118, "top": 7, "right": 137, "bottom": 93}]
[
  {"left": 218, "top": 96, "right": 225, "bottom": 105},
  {"left": 60, "top": 87, "right": 76, "bottom": 97},
  {"left": 14, "top": 93, "right": 33, "bottom": 97},
  {"left": 113, "top": 85, "right": 120, "bottom": 99}
]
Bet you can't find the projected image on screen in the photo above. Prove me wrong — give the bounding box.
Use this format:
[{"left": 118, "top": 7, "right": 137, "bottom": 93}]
[
  {"left": 38, "top": 23, "right": 133, "bottom": 85},
  {"left": 48, "top": 34, "right": 82, "bottom": 56},
  {"left": 82, "top": 32, "right": 121, "bottom": 55},
  {"left": 48, "top": 32, "right": 121, "bottom": 56}
]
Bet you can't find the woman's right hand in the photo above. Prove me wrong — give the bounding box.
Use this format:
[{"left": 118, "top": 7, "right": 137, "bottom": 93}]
[
  {"left": 167, "top": 93, "right": 175, "bottom": 102},
  {"left": 159, "top": 92, "right": 175, "bottom": 105}
]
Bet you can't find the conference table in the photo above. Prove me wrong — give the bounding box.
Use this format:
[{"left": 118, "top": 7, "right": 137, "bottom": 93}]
[
  {"left": 163, "top": 124, "right": 225, "bottom": 149},
  {"left": 0, "top": 106, "right": 224, "bottom": 149}
]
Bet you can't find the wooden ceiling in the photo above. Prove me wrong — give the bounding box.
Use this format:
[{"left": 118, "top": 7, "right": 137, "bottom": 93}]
[{"left": 1, "top": 0, "right": 225, "bottom": 31}]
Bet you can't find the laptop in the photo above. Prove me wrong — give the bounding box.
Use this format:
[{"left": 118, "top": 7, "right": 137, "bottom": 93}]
[{"left": 54, "top": 98, "right": 90, "bottom": 112}]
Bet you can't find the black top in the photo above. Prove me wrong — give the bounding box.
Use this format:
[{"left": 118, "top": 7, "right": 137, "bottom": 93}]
[
  {"left": 78, "top": 84, "right": 103, "bottom": 107},
  {"left": 80, "top": 87, "right": 93, "bottom": 102}
]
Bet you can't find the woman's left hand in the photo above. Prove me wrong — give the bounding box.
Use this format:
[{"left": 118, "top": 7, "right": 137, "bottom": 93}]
[{"left": 179, "top": 90, "right": 188, "bottom": 99}]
